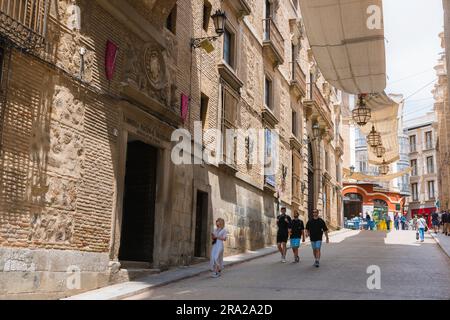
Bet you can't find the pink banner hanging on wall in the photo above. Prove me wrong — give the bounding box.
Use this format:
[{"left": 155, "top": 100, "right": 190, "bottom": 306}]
[
  {"left": 105, "top": 40, "right": 118, "bottom": 81},
  {"left": 181, "top": 94, "right": 189, "bottom": 123}
]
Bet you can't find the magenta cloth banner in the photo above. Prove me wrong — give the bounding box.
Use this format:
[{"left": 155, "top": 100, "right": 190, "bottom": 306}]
[
  {"left": 181, "top": 94, "right": 189, "bottom": 123},
  {"left": 105, "top": 40, "right": 118, "bottom": 81}
]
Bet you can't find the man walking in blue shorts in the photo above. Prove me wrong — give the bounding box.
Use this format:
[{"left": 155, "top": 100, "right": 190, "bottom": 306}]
[
  {"left": 289, "top": 210, "right": 306, "bottom": 263},
  {"left": 306, "top": 209, "right": 329, "bottom": 268}
]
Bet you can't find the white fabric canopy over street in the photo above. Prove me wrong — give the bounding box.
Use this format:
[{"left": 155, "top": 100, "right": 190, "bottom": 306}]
[
  {"left": 343, "top": 167, "right": 412, "bottom": 182},
  {"left": 299, "top": 0, "right": 386, "bottom": 94},
  {"left": 359, "top": 92, "right": 401, "bottom": 164}
]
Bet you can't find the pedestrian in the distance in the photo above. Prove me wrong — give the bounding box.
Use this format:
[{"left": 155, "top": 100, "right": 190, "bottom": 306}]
[
  {"left": 210, "top": 218, "right": 228, "bottom": 278},
  {"left": 394, "top": 213, "right": 399, "bottom": 230},
  {"left": 416, "top": 215, "right": 427, "bottom": 242},
  {"left": 366, "top": 212, "right": 372, "bottom": 230},
  {"left": 359, "top": 212, "right": 364, "bottom": 230},
  {"left": 289, "top": 210, "right": 306, "bottom": 263},
  {"left": 442, "top": 211, "right": 449, "bottom": 236},
  {"left": 385, "top": 213, "right": 391, "bottom": 232},
  {"left": 412, "top": 215, "right": 418, "bottom": 231},
  {"left": 276, "top": 207, "right": 292, "bottom": 263},
  {"left": 306, "top": 209, "right": 329, "bottom": 268},
  {"left": 431, "top": 211, "right": 439, "bottom": 233},
  {"left": 401, "top": 214, "right": 407, "bottom": 230}
]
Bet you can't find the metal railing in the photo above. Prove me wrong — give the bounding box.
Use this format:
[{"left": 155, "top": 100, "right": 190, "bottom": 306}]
[{"left": 0, "top": 0, "right": 49, "bottom": 49}]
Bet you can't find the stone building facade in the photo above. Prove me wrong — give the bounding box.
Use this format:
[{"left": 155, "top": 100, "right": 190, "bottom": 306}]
[
  {"left": 434, "top": 23, "right": 450, "bottom": 211},
  {"left": 404, "top": 113, "right": 439, "bottom": 219},
  {"left": 0, "top": 0, "right": 344, "bottom": 298}
]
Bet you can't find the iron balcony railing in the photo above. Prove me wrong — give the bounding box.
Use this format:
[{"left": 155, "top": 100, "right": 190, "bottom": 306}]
[{"left": 0, "top": 0, "right": 49, "bottom": 49}]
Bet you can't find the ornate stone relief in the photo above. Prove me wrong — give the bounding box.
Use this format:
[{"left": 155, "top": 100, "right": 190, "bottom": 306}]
[
  {"left": 52, "top": 85, "right": 85, "bottom": 130},
  {"left": 245, "top": 39, "right": 256, "bottom": 106},
  {"left": 122, "top": 39, "right": 178, "bottom": 111},
  {"left": 48, "top": 126, "right": 84, "bottom": 178},
  {"left": 45, "top": 177, "right": 78, "bottom": 211},
  {"left": 29, "top": 210, "right": 74, "bottom": 243}
]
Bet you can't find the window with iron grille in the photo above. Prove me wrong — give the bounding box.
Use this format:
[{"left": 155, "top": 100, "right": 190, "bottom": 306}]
[
  {"left": 409, "top": 135, "right": 416, "bottom": 152},
  {"left": 292, "top": 153, "right": 301, "bottom": 202},
  {"left": 411, "top": 159, "right": 418, "bottom": 176},
  {"left": 202, "top": 1, "right": 212, "bottom": 31},
  {"left": 264, "top": 75, "right": 272, "bottom": 110},
  {"left": 427, "top": 156, "right": 434, "bottom": 174},
  {"left": 292, "top": 110, "right": 297, "bottom": 137},
  {"left": 411, "top": 183, "right": 418, "bottom": 201},
  {"left": 221, "top": 85, "right": 238, "bottom": 166},
  {"left": 425, "top": 131, "right": 433, "bottom": 150},
  {"left": 0, "top": 0, "right": 50, "bottom": 49},
  {"left": 428, "top": 180, "right": 435, "bottom": 199},
  {"left": 223, "top": 27, "right": 235, "bottom": 69}
]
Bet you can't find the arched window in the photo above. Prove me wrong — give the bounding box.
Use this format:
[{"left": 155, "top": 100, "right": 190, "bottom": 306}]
[{"left": 344, "top": 193, "right": 363, "bottom": 202}]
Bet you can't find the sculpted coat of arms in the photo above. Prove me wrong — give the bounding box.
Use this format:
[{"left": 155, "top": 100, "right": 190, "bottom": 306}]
[{"left": 144, "top": 46, "right": 167, "bottom": 90}]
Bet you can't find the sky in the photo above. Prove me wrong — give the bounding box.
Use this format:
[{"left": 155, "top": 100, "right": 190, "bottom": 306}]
[{"left": 383, "top": 0, "right": 444, "bottom": 122}]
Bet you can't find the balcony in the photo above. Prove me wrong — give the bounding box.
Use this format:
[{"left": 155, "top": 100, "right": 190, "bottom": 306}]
[
  {"left": 262, "top": 18, "right": 284, "bottom": 67},
  {"left": 289, "top": 61, "right": 306, "bottom": 98},
  {"left": 336, "top": 135, "right": 344, "bottom": 157},
  {"left": 303, "top": 84, "right": 334, "bottom": 137},
  {"left": 0, "top": 0, "right": 49, "bottom": 49},
  {"left": 226, "top": 0, "right": 251, "bottom": 18}
]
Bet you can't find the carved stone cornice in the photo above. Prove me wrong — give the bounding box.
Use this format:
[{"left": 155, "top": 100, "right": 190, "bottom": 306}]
[
  {"left": 262, "top": 107, "right": 279, "bottom": 129},
  {"left": 290, "top": 136, "right": 303, "bottom": 151},
  {"left": 226, "top": 0, "right": 252, "bottom": 18},
  {"left": 218, "top": 63, "right": 244, "bottom": 93},
  {"left": 96, "top": 0, "right": 173, "bottom": 45}
]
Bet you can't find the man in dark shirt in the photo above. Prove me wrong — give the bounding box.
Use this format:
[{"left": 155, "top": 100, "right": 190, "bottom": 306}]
[
  {"left": 442, "top": 211, "right": 449, "bottom": 236},
  {"left": 432, "top": 211, "right": 439, "bottom": 233},
  {"left": 289, "top": 210, "right": 306, "bottom": 263},
  {"left": 306, "top": 209, "right": 329, "bottom": 268},
  {"left": 276, "top": 207, "right": 292, "bottom": 263}
]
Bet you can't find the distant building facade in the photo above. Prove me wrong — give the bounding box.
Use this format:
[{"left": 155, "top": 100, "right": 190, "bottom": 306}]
[
  {"left": 404, "top": 113, "right": 439, "bottom": 219},
  {"left": 434, "top": 19, "right": 450, "bottom": 211}
]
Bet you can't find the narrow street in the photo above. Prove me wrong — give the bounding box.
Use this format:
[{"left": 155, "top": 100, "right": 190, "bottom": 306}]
[{"left": 127, "top": 230, "right": 450, "bottom": 300}]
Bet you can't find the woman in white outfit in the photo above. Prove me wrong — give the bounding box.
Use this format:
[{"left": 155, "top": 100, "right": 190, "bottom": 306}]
[{"left": 210, "top": 218, "right": 227, "bottom": 278}]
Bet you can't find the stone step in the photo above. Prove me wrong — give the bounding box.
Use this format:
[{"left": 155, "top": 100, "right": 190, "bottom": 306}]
[
  {"left": 191, "top": 257, "right": 209, "bottom": 265},
  {"left": 120, "top": 268, "right": 161, "bottom": 280},
  {"left": 119, "top": 261, "right": 152, "bottom": 269}
]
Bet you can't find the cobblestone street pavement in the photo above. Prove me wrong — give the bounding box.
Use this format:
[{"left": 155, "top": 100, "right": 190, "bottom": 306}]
[{"left": 127, "top": 230, "right": 450, "bottom": 300}]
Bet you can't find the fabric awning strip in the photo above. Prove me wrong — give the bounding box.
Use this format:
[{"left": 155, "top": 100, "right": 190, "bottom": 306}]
[
  {"left": 299, "top": 0, "right": 387, "bottom": 94},
  {"left": 343, "top": 167, "right": 412, "bottom": 182}
]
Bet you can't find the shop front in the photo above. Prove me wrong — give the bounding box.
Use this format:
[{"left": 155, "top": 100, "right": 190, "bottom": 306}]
[
  {"left": 410, "top": 207, "right": 436, "bottom": 228},
  {"left": 343, "top": 183, "right": 406, "bottom": 230}
]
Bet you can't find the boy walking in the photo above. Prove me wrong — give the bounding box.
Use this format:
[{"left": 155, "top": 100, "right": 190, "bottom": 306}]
[
  {"left": 306, "top": 209, "right": 329, "bottom": 268},
  {"left": 289, "top": 210, "right": 306, "bottom": 263}
]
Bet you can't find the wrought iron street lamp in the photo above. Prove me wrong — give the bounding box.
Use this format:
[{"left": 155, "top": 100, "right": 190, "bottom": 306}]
[
  {"left": 374, "top": 143, "right": 386, "bottom": 158},
  {"left": 312, "top": 122, "right": 321, "bottom": 140},
  {"left": 352, "top": 94, "right": 371, "bottom": 126},
  {"left": 379, "top": 159, "right": 389, "bottom": 175},
  {"left": 367, "top": 125, "right": 381, "bottom": 148},
  {"left": 191, "top": 9, "right": 227, "bottom": 48}
]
